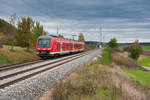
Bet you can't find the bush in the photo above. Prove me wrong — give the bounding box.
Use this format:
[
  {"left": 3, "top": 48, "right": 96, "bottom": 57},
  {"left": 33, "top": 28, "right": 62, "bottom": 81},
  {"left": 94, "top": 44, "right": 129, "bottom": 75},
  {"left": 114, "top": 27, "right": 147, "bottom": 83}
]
[
  {"left": 101, "top": 47, "right": 113, "bottom": 65},
  {"left": 123, "top": 43, "right": 142, "bottom": 53},
  {"left": 108, "top": 38, "right": 118, "bottom": 48},
  {"left": 129, "top": 46, "right": 141, "bottom": 60},
  {"left": 123, "top": 44, "right": 142, "bottom": 52},
  {"left": 111, "top": 53, "right": 141, "bottom": 69}
]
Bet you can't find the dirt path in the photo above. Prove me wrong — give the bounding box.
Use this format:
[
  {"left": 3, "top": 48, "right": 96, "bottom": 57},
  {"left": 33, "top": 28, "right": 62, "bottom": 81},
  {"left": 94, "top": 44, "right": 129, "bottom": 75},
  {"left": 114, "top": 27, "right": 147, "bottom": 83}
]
[{"left": 138, "top": 55, "right": 148, "bottom": 62}]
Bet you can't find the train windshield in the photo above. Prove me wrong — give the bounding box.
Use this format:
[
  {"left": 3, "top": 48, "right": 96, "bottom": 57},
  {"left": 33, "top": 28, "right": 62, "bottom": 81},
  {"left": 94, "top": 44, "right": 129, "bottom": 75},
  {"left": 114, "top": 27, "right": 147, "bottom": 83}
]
[{"left": 38, "top": 38, "right": 51, "bottom": 48}]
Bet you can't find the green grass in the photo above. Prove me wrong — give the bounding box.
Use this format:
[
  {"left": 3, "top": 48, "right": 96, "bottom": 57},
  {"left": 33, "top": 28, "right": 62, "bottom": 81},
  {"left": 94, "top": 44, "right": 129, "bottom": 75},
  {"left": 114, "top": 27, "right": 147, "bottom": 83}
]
[
  {"left": 142, "top": 46, "right": 150, "bottom": 51},
  {"left": 139, "top": 57, "right": 150, "bottom": 67},
  {"left": 124, "top": 69, "right": 150, "bottom": 86},
  {"left": 101, "top": 47, "right": 113, "bottom": 65},
  {"left": 0, "top": 56, "right": 12, "bottom": 65},
  {"left": 2, "top": 45, "right": 26, "bottom": 53},
  {"left": 119, "top": 45, "right": 123, "bottom": 48}
]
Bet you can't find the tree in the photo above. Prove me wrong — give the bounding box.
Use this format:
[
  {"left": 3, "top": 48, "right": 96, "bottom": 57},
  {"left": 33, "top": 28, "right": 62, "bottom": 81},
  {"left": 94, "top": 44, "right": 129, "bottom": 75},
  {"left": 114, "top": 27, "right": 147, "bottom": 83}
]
[
  {"left": 129, "top": 46, "right": 140, "bottom": 60},
  {"left": 33, "top": 21, "right": 44, "bottom": 38},
  {"left": 9, "top": 14, "right": 17, "bottom": 51},
  {"left": 58, "top": 34, "right": 64, "bottom": 38},
  {"left": 78, "top": 32, "right": 85, "bottom": 41},
  {"left": 0, "top": 32, "right": 3, "bottom": 48},
  {"left": 0, "top": 18, "right": 16, "bottom": 47},
  {"left": 108, "top": 38, "right": 118, "bottom": 48},
  {"left": 15, "top": 17, "right": 34, "bottom": 51},
  {"left": 32, "top": 21, "right": 44, "bottom": 47}
]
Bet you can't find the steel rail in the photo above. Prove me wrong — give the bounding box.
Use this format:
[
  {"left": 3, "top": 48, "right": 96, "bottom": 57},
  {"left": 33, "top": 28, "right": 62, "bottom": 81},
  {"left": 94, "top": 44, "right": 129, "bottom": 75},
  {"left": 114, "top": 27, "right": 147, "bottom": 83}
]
[
  {"left": 0, "top": 52, "right": 88, "bottom": 80},
  {"left": 0, "top": 53, "right": 88, "bottom": 89},
  {"left": 0, "top": 52, "right": 86, "bottom": 72}
]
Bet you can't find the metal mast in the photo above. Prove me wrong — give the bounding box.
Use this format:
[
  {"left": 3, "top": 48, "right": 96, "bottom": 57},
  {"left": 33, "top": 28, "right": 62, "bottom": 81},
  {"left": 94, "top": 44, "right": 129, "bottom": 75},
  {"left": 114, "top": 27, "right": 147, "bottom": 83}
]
[
  {"left": 57, "top": 25, "right": 59, "bottom": 35},
  {"left": 100, "top": 25, "right": 103, "bottom": 47}
]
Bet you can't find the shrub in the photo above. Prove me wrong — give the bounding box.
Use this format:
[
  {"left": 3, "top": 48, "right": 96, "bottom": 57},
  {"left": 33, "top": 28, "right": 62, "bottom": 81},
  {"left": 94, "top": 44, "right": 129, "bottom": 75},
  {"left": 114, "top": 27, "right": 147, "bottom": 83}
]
[
  {"left": 101, "top": 47, "right": 113, "bottom": 65},
  {"left": 123, "top": 43, "right": 142, "bottom": 53},
  {"left": 108, "top": 38, "right": 118, "bottom": 48},
  {"left": 111, "top": 53, "right": 141, "bottom": 69},
  {"left": 129, "top": 46, "right": 141, "bottom": 60}
]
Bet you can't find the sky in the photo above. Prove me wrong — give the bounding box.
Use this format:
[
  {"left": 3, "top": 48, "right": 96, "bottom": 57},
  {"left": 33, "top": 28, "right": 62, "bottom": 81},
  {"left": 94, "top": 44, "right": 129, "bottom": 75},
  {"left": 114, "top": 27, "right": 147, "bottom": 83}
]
[{"left": 0, "top": 0, "right": 150, "bottom": 43}]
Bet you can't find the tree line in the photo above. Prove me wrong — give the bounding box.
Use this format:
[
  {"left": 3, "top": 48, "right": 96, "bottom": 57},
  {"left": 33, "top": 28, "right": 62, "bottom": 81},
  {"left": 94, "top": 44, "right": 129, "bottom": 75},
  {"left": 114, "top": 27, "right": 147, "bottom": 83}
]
[
  {"left": 0, "top": 17, "right": 45, "bottom": 51},
  {"left": 15, "top": 17, "right": 45, "bottom": 51},
  {"left": 0, "top": 16, "right": 85, "bottom": 52}
]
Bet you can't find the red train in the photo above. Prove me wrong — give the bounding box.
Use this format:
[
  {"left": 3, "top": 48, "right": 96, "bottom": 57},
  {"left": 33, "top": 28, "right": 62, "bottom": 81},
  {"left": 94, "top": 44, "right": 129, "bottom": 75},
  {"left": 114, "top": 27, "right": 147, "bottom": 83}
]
[{"left": 36, "top": 35, "right": 85, "bottom": 59}]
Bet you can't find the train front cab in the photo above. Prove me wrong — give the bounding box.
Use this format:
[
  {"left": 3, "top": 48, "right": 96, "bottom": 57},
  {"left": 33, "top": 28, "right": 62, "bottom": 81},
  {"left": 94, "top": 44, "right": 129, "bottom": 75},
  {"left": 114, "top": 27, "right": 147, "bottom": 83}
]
[{"left": 36, "top": 36, "right": 52, "bottom": 58}]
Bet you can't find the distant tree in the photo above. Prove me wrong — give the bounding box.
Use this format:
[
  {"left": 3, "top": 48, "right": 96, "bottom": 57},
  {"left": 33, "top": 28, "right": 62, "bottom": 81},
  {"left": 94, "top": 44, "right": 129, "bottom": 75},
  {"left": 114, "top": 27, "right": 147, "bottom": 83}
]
[
  {"left": 0, "top": 32, "right": 3, "bottom": 48},
  {"left": 58, "top": 34, "right": 64, "bottom": 38},
  {"left": 0, "top": 18, "right": 17, "bottom": 48},
  {"left": 0, "top": 19, "right": 4, "bottom": 28},
  {"left": 15, "top": 17, "right": 34, "bottom": 51},
  {"left": 123, "top": 40, "right": 142, "bottom": 52},
  {"left": 9, "top": 14, "right": 17, "bottom": 51},
  {"left": 78, "top": 32, "right": 85, "bottom": 41},
  {"left": 108, "top": 38, "right": 118, "bottom": 48}
]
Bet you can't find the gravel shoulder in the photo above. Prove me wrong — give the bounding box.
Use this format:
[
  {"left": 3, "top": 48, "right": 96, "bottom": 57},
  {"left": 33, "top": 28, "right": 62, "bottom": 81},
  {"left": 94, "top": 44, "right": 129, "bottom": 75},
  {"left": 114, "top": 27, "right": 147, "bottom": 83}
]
[{"left": 0, "top": 49, "right": 101, "bottom": 100}]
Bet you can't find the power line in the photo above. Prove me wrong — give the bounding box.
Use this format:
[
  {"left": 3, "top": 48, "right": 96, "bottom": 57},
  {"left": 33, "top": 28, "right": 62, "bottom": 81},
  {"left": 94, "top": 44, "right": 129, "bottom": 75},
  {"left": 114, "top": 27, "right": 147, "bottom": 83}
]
[{"left": 72, "top": 30, "right": 150, "bottom": 32}]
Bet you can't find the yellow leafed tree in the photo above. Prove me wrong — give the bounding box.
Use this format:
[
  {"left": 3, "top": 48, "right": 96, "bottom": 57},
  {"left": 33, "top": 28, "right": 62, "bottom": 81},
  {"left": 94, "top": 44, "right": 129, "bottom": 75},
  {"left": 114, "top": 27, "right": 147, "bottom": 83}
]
[
  {"left": 0, "top": 32, "right": 3, "bottom": 36},
  {"left": 78, "top": 32, "right": 85, "bottom": 41}
]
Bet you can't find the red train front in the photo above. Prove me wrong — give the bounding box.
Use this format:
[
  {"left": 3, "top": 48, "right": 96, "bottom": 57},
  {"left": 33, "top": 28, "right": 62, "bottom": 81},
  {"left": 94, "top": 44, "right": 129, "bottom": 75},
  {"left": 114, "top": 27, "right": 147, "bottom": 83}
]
[{"left": 36, "top": 35, "right": 84, "bottom": 59}]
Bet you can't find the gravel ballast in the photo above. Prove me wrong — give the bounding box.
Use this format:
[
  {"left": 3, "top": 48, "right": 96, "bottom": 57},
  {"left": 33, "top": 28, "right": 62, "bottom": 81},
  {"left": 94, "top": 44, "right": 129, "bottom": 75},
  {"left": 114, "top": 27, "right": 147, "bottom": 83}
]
[{"left": 0, "top": 49, "right": 101, "bottom": 100}]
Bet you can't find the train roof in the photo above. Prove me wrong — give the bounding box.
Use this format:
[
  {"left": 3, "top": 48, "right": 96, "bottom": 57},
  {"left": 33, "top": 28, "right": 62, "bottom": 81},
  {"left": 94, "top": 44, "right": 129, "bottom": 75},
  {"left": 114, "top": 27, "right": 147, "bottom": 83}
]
[
  {"left": 38, "top": 35, "right": 84, "bottom": 43},
  {"left": 38, "top": 35, "right": 52, "bottom": 39}
]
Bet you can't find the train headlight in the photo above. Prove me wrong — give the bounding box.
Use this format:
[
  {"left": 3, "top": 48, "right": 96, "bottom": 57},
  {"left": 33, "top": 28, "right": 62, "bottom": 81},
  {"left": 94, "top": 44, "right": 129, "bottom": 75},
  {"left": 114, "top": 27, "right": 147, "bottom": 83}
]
[{"left": 36, "top": 52, "right": 39, "bottom": 54}]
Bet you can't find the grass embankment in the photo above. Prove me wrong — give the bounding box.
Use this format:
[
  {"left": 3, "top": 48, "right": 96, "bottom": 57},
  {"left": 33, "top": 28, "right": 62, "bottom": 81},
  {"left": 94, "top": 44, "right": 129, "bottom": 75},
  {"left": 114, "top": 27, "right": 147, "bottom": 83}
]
[
  {"left": 0, "top": 45, "right": 39, "bottom": 66},
  {"left": 139, "top": 57, "right": 150, "bottom": 67},
  {"left": 124, "top": 69, "right": 150, "bottom": 86},
  {"left": 101, "top": 46, "right": 150, "bottom": 87},
  {"left": 142, "top": 46, "right": 150, "bottom": 51},
  {"left": 108, "top": 46, "right": 150, "bottom": 87},
  {"left": 51, "top": 60, "right": 118, "bottom": 100}
]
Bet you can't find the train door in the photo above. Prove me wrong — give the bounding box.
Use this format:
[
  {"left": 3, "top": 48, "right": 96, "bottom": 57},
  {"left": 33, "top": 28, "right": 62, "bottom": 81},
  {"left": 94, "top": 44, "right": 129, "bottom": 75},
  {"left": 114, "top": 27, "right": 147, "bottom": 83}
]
[
  {"left": 72, "top": 41, "right": 74, "bottom": 52},
  {"left": 60, "top": 40, "right": 63, "bottom": 53}
]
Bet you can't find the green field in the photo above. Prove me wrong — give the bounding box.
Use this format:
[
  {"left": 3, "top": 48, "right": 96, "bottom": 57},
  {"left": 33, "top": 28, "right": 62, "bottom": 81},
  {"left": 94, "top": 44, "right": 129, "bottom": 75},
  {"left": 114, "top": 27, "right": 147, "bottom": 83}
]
[
  {"left": 139, "top": 57, "right": 150, "bottom": 67},
  {"left": 142, "top": 46, "right": 150, "bottom": 51},
  {"left": 2, "top": 45, "right": 26, "bottom": 53},
  {"left": 0, "top": 56, "right": 12, "bottom": 65},
  {"left": 124, "top": 69, "right": 150, "bottom": 86}
]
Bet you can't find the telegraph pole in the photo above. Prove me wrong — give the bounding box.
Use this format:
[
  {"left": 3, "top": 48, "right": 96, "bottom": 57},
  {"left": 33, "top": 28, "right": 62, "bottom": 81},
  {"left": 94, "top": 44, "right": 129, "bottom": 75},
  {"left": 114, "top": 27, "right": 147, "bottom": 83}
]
[
  {"left": 72, "top": 34, "right": 77, "bottom": 40},
  {"left": 99, "top": 25, "right": 103, "bottom": 48},
  {"left": 57, "top": 25, "right": 59, "bottom": 36}
]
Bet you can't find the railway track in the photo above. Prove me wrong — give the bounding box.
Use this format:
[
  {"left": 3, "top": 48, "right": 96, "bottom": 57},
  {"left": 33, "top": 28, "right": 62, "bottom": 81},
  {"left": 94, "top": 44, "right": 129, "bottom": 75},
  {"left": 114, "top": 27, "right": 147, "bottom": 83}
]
[
  {"left": 0, "top": 53, "right": 78, "bottom": 72},
  {"left": 0, "top": 51, "right": 91, "bottom": 89},
  {"left": 0, "top": 60, "right": 43, "bottom": 72}
]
